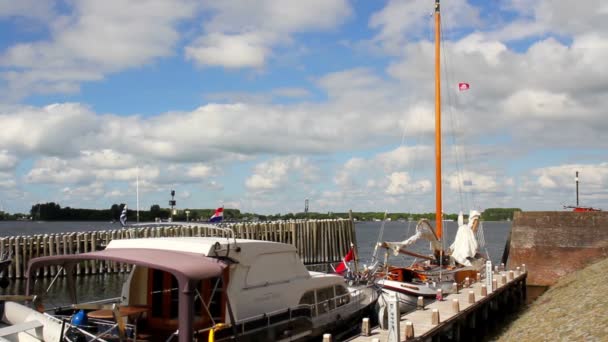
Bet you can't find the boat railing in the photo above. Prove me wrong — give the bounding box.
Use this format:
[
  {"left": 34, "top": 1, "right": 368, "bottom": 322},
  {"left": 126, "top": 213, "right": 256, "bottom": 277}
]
[
  {"left": 232, "top": 288, "right": 370, "bottom": 336},
  {"left": 234, "top": 305, "right": 313, "bottom": 335},
  {"left": 312, "top": 289, "right": 369, "bottom": 325}
]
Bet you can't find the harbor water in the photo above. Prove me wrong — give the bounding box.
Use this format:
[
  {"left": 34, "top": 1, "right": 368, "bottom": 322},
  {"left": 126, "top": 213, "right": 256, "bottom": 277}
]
[{"left": 0, "top": 220, "right": 511, "bottom": 307}]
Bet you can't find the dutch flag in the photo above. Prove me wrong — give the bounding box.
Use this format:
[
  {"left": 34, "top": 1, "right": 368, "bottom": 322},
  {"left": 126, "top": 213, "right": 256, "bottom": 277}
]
[
  {"left": 209, "top": 207, "right": 223, "bottom": 223},
  {"left": 120, "top": 205, "right": 128, "bottom": 227}
]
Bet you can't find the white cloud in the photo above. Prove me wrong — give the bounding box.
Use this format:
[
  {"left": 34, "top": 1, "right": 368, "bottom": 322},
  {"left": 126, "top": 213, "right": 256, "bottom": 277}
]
[
  {"left": 186, "top": 164, "right": 213, "bottom": 179},
  {"left": 245, "top": 156, "right": 319, "bottom": 192},
  {"left": 0, "top": 0, "right": 55, "bottom": 20},
  {"left": 385, "top": 172, "right": 432, "bottom": 195},
  {"left": 0, "top": 171, "right": 16, "bottom": 188},
  {"left": 0, "top": 150, "right": 17, "bottom": 170},
  {"left": 186, "top": 32, "right": 270, "bottom": 69},
  {"left": 446, "top": 171, "right": 500, "bottom": 193},
  {"left": 186, "top": 0, "right": 352, "bottom": 69},
  {"left": 369, "top": 0, "right": 480, "bottom": 54},
  {"left": 495, "top": 0, "right": 608, "bottom": 41},
  {"left": 0, "top": 0, "right": 198, "bottom": 99}
]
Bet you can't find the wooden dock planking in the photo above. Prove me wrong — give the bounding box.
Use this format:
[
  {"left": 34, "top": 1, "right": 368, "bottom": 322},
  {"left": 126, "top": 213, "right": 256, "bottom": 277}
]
[{"left": 350, "top": 268, "right": 527, "bottom": 341}]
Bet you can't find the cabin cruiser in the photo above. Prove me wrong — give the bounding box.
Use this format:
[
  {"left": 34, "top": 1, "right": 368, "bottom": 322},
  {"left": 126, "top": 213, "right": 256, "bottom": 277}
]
[{"left": 1, "top": 234, "right": 377, "bottom": 341}]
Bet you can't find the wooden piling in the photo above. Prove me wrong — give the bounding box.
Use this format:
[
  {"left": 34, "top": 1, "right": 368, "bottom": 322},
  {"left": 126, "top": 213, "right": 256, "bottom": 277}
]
[
  {"left": 404, "top": 321, "right": 414, "bottom": 340},
  {"left": 431, "top": 309, "right": 440, "bottom": 325},
  {"left": 361, "top": 318, "right": 370, "bottom": 336}
]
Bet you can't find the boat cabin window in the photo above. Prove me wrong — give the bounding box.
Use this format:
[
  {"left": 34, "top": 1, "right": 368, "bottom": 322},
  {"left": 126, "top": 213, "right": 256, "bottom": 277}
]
[
  {"left": 315, "top": 286, "right": 336, "bottom": 314},
  {"left": 299, "top": 290, "right": 315, "bottom": 306},
  {"left": 335, "top": 285, "right": 350, "bottom": 307}
]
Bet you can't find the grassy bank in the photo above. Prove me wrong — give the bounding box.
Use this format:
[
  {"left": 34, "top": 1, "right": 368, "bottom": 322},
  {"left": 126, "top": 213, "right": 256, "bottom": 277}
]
[{"left": 496, "top": 257, "right": 608, "bottom": 341}]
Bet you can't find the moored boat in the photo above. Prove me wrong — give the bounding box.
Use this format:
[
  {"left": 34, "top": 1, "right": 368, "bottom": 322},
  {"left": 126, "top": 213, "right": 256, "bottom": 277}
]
[{"left": 1, "top": 231, "right": 377, "bottom": 341}]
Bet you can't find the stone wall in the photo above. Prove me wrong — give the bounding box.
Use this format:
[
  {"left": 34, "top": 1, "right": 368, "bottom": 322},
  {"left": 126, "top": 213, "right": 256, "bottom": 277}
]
[{"left": 509, "top": 211, "right": 608, "bottom": 286}]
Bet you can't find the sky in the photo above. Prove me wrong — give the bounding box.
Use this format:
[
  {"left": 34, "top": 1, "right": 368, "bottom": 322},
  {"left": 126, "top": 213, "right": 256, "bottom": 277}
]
[{"left": 0, "top": 0, "right": 607, "bottom": 215}]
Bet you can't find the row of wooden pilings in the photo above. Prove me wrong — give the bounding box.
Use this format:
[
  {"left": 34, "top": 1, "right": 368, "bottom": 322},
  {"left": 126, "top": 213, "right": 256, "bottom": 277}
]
[{"left": 0, "top": 219, "right": 356, "bottom": 279}]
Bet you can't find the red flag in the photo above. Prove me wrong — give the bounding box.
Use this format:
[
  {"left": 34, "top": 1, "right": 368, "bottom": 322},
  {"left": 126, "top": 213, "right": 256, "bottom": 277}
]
[
  {"left": 334, "top": 248, "right": 354, "bottom": 274},
  {"left": 458, "top": 82, "right": 470, "bottom": 91}
]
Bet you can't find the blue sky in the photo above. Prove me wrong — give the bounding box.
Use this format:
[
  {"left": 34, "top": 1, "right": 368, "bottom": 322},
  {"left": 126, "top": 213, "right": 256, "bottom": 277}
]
[{"left": 1, "top": 0, "right": 607, "bottom": 215}]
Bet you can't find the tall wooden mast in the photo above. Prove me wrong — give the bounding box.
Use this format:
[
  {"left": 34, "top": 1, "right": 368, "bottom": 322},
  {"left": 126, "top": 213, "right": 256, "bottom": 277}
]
[{"left": 434, "top": 0, "right": 443, "bottom": 239}]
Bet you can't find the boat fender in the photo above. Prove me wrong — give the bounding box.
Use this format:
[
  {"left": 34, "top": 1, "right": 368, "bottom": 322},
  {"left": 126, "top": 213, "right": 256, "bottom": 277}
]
[{"left": 71, "top": 309, "right": 88, "bottom": 326}]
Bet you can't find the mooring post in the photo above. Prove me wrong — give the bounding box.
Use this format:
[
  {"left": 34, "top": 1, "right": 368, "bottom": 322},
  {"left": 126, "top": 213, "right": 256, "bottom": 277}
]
[
  {"left": 417, "top": 296, "right": 424, "bottom": 310},
  {"left": 481, "top": 284, "right": 487, "bottom": 297},
  {"left": 431, "top": 309, "right": 440, "bottom": 325},
  {"left": 404, "top": 321, "right": 414, "bottom": 340},
  {"left": 452, "top": 298, "right": 460, "bottom": 313},
  {"left": 322, "top": 333, "right": 332, "bottom": 342},
  {"left": 361, "top": 317, "right": 370, "bottom": 336},
  {"left": 468, "top": 290, "right": 475, "bottom": 304}
]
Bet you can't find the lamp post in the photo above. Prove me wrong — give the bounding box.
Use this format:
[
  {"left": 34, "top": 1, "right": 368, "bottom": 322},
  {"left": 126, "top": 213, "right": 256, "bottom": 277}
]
[{"left": 169, "top": 190, "right": 176, "bottom": 222}]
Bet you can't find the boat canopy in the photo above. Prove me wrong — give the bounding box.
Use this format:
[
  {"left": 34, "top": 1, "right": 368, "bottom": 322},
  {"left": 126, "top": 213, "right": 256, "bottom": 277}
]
[
  {"left": 25, "top": 248, "right": 227, "bottom": 285},
  {"left": 25, "top": 248, "right": 228, "bottom": 342}
]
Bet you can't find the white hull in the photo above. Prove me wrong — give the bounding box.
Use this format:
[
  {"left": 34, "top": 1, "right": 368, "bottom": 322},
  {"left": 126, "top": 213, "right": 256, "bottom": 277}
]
[{"left": 0, "top": 302, "right": 62, "bottom": 342}]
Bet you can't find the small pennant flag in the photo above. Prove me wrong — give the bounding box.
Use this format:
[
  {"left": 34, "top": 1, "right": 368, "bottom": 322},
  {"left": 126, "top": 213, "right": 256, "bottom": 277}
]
[{"left": 458, "top": 82, "right": 470, "bottom": 91}]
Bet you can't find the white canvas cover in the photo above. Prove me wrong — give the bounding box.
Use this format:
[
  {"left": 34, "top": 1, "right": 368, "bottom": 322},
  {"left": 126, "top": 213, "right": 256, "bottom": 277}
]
[{"left": 449, "top": 210, "right": 480, "bottom": 266}]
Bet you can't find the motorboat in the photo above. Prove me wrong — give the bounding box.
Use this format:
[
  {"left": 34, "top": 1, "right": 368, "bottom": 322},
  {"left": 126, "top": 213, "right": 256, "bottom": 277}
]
[{"left": 1, "top": 231, "right": 377, "bottom": 342}]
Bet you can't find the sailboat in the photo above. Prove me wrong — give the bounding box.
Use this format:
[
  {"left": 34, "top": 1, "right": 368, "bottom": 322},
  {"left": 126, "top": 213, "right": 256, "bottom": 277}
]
[{"left": 373, "top": 0, "right": 487, "bottom": 318}]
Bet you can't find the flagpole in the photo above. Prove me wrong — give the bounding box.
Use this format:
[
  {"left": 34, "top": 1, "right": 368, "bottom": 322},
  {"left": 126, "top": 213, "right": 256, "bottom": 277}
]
[{"left": 136, "top": 166, "right": 140, "bottom": 223}]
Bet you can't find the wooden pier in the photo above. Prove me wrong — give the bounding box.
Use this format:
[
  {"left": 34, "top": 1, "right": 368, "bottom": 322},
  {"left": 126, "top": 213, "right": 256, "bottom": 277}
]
[
  {"left": 0, "top": 219, "right": 356, "bottom": 279},
  {"left": 348, "top": 266, "right": 527, "bottom": 342}
]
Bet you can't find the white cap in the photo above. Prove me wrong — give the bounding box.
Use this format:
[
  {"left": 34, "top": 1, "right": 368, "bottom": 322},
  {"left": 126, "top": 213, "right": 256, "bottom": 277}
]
[{"left": 469, "top": 210, "right": 480, "bottom": 220}]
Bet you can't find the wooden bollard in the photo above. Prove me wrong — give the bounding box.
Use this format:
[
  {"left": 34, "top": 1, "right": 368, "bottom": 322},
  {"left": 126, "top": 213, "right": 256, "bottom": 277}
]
[
  {"left": 516, "top": 266, "right": 521, "bottom": 277},
  {"left": 500, "top": 262, "right": 505, "bottom": 271},
  {"left": 452, "top": 298, "right": 460, "bottom": 313},
  {"left": 492, "top": 278, "right": 497, "bottom": 291},
  {"left": 501, "top": 274, "right": 507, "bottom": 286},
  {"left": 508, "top": 270, "right": 514, "bottom": 281},
  {"left": 42, "top": 234, "right": 49, "bottom": 277},
  {"left": 322, "top": 333, "right": 332, "bottom": 342},
  {"left": 481, "top": 284, "right": 487, "bottom": 297},
  {"left": 494, "top": 265, "right": 499, "bottom": 274},
  {"left": 522, "top": 264, "right": 526, "bottom": 273},
  {"left": 404, "top": 321, "right": 414, "bottom": 340},
  {"left": 361, "top": 318, "right": 370, "bottom": 336},
  {"left": 14, "top": 236, "right": 21, "bottom": 279},
  {"left": 57, "top": 235, "right": 65, "bottom": 275},
  {"left": 468, "top": 290, "right": 475, "bottom": 304},
  {"left": 48, "top": 234, "right": 56, "bottom": 276},
  {"left": 431, "top": 309, "right": 440, "bottom": 325},
  {"left": 464, "top": 277, "right": 470, "bottom": 288},
  {"left": 371, "top": 339, "right": 380, "bottom": 342},
  {"left": 476, "top": 272, "right": 481, "bottom": 282},
  {"left": 417, "top": 296, "right": 424, "bottom": 310},
  {"left": 452, "top": 282, "right": 458, "bottom": 294}
]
